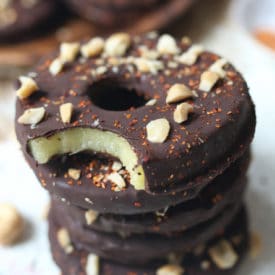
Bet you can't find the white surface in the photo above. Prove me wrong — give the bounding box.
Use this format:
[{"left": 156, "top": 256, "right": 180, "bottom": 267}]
[{"left": 0, "top": 0, "right": 275, "bottom": 274}]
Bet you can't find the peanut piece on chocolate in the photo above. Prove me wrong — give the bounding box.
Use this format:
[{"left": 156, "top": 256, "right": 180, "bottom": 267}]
[
  {"left": 16, "top": 76, "right": 38, "bottom": 100},
  {"left": 146, "top": 98, "right": 157, "bottom": 106},
  {"left": 157, "top": 264, "right": 185, "bottom": 275},
  {"left": 60, "top": 42, "right": 80, "bottom": 63},
  {"left": 49, "top": 58, "right": 64, "bottom": 76},
  {"left": 209, "top": 58, "right": 228, "bottom": 78},
  {"left": 199, "top": 71, "right": 220, "bottom": 92},
  {"left": 157, "top": 34, "right": 180, "bottom": 55},
  {"left": 146, "top": 118, "right": 170, "bottom": 143},
  {"left": 86, "top": 254, "right": 99, "bottom": 275},
  {"left": 60, "top": 103, "right": 73, "bottom": 124},
  {"left": 85, "top": 210, "right": 98, "bottom": 225},
  {"left": 81, "top": 37, "right": 105, "bottom": 58},
  {"left": 166, "top": 84, "right": 194, "bottom": 104},
  {"left": 105, "top": 33, "right": 131, "bottom": 57},
  {"left": 174, "top": 102, "right": 194, "bottom": 124},
  {"left": 107, "top": 172, "right": 126, "bottom": 191},
  {"left": 18, "top": 107, "right": 45, "bottom": 125},
  {"left": 178, "top": 45, "right": 204, "bottom": 65},
  {"left": 57, "top": 228, "right": 74, "bottom": 254},
  {"left": 208, "top": 240, "right": 238, "bottom": 269},
  {"left": 68, "top": 168, "right": 81, "bottom": 180}
]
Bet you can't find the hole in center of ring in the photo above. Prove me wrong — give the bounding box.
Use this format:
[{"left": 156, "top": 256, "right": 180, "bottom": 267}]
[{"left": 88, "top": 79, "right": 149, "bottom": 111}]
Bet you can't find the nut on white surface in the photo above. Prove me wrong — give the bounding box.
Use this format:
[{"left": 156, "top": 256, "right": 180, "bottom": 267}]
[
  {"left": 250, "top": 232, "right": 262, "bottom": 259},
  {"left": 156, "top": 264, "right": 185, "bottom": 275},
  {"left": 178, "top": 45, "right": 204, "bottom": 65},
  {"left": 60, "top": 103, "right": 73, "bottom": 123},
  {"left": 57, "top": 228, "right": 74, "bottom": 254},
  {"left": 146, "top": 118, "right": 170, "bottom": 143},
  {"left": 81, "top": 37, "right": 105, "bottom": 58},
  {"left": 157, "top": 34, "right": 180, "bottom": 55},
  {"left": 16, "top": 76, "right": 38, "bottom": 100},
  {"left": 85, "top": 210, "right": 98, "bottom": 225},
  {"left": 166, "top": 84, "right": 194, "bottom": 104},
  {"left": 86, "top": 253, "right": 99, "bottom": 275},
  {"left": 0, "top": 203, "right": 24, "bottom": 246},
  {"left": 174, "top": 102, "right": 194, "bottom": 124},
  {"left": 68, "top": 168, "right": 81, "bottom": 180},
  {"left": 199, "top": 71, "right": 220, "bottom": 92},
  {"left": 105, "top": 33, "right": 131, "bottom": 57},
  {"left": 18, "top": 107, "right": 45, "bottom": 125},
  {"left": 208, "top": 240, "right": 238, "bottom": 269}
]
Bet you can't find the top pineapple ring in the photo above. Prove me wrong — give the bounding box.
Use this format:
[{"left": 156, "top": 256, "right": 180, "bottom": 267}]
[{"left": 15, "top": 32, "right": 255, "bottom": 196}]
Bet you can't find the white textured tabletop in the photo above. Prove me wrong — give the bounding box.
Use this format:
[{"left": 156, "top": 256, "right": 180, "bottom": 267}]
[{"left": 0, "top": 0, "right": 274, "bottom": 274}]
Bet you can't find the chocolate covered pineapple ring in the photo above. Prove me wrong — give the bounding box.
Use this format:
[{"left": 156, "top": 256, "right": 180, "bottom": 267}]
[
  {"left": 26, "top": 148, "right": 249, "bottom": 214},
  {"left": 15, "top": 32, "right": 255, "bottom": 196},
  {"left": 50, "top": 199, "right": 242, "bottom": 265},
  {"left": 49, "top": 205, "right": 249, "bottom": 273},
  {"left": 51, "top": 154, "right": 249, "bottom": 234},
  {"left": 0, "top": 0, "right": 57, "bottom": 43}
]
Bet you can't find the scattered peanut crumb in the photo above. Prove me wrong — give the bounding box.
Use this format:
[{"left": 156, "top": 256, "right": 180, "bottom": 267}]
[
  {"left": 174, "top": 102, "right": 193, "bottom": 124},
  {"left": 208, "top": 240, "right": 238, "bottom": 269},
  {"left": 16, "top": 76, "right": 38, "bottom": 100},
  {"left": 86, "top": 254, "right": 99, "bottom": 275},
  {"left": 146, "top": 98, "right": 157, "bottom": 106},
  {"left": 178, "top": 45, "right": 204, "bottom": 65},
  {"left": 68, "top": 168, "right": 81, "bottom": 180},
  {"left": 49, "top": 58, "right": 64, "bottom": 76},
  {"left": 60, "top": 42, "right": 80, "bottom": 63},
  {"left": 209, "top": 58, "right": 228, "bottom": 78},
  {"left": 146, "top": 118, "right": 170, "bottom": 143},
  {"left": 134, "top": 58, "right": 164, "bottom": 74},
  {"left": 166, "top": 84, "right": 194, "bottom": 104},
  {"left": 57, "top": 228, "right": 74, "bottom": 254},
  {"left": 199, "top": 71, "right": 220, "bottom": 92},
  {"left": 17, "top": 107, "right": 45, "bottom": 125},
  {"left": 85, "top": 210, "right": 98, "bottom": 225},
  {"left": 81, "top": 37, "right": 105, "bottom": 58},
  {"left": 107, "top": 172, "right": 126, "bottom": 191},
  {"left": 0, "top": 203, "right": 24, "bottom": 246},
  {"left": 157, "top": 264, "right": 185, "bottom": 275},
  {"left": 60, "top": 103, "right": 73, "bottom": 123},
  {"left": 105, "top": 32, "right": 131, "bottom": 57},
  {"left": 157, "top": 34, "right": 180, "bottom": 55}
]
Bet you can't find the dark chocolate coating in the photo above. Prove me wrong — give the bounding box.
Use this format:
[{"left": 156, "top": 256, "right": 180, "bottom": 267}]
[
  {"left": 51, "top": 153, "right": 249, "bottom": 234},
  {"left": 26, "top": 148, "right": 249, "bottom": 214},
  {"left": 15, "top": 33, "right": 256, "bottom": 197},
  {"left": 49, "top": 206, "right": 249, "bottom": 275},
  {"left": 0, "top": 0, "right": 58, "bottom": 43},
  {"left": 49, "top": 199, "right": 242, "bottom": 265},
  {"left": 81, "top": 0, "right": 161, "bottom": 10},
  {"left": 64, "top": 0, "right": 155, "bottom": 28}
]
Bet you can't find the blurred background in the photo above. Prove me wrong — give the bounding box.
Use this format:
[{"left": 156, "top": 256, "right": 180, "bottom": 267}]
[{"left": 0, "top": 0, "right": 274, "bottom": 274}]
